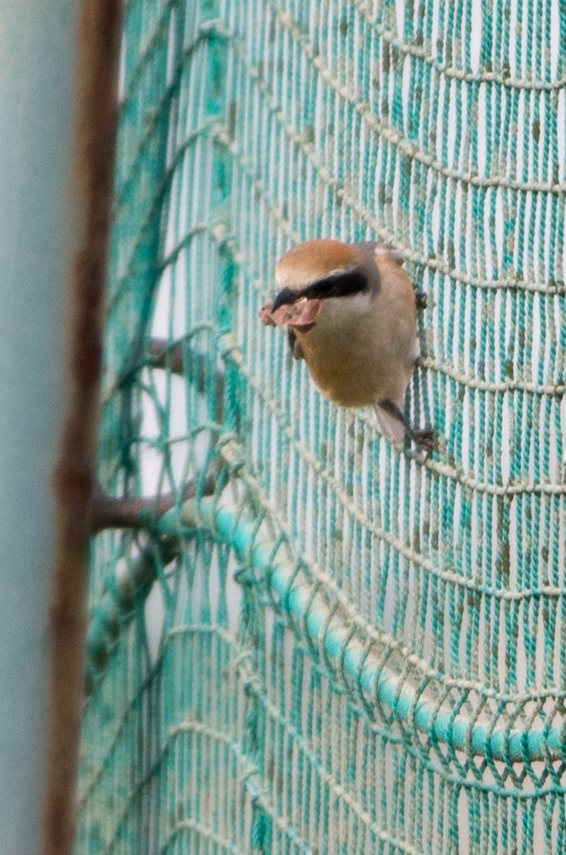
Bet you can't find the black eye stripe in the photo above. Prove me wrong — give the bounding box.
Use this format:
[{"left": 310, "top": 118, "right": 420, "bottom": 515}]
[{"left": 302, "top": 268, "right": 368, "bottom": 300}]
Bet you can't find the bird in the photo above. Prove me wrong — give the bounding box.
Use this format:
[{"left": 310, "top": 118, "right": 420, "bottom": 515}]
[{"left": 260, "top": 238, "right": 432, "bottom": 451}]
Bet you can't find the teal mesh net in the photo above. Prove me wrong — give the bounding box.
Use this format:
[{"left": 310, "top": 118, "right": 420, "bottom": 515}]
[{"left": 76, "top": 0, "right": 566, "bottom": 852}]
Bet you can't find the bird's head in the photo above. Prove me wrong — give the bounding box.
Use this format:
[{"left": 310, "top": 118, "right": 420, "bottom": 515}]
[{"left": 272, "top": 239, "right": 378, "bottom": 315}]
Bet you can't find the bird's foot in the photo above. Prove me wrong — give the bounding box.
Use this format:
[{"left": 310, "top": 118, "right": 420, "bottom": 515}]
[
  {"left": 411, "top": 427, "right": 434, "bottom": 454},
  {"left": 377, "top": 398, "right": 434, "bottom": 456}
]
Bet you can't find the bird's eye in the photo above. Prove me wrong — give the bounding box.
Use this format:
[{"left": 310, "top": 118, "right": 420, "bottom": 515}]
[
  {"left": 318, "top": 280, "right": 339, "bottom": 295},
  {"left": 305, "top": 268, "right": 368, "bottom": 300}
]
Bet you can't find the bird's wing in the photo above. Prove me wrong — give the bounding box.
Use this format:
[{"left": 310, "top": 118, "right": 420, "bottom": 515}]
[{"left": 373, "top": 399, "right": 406, "bottom": 448}]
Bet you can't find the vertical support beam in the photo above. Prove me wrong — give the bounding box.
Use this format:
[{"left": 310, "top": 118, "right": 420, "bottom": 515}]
[{"left": 0, "top": 2, "right": 122, "bottom": 854}]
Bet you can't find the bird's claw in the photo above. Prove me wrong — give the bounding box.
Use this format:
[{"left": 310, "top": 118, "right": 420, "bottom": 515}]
[{"left": 412, "top": 427, "right": 434, "bottom": 454}]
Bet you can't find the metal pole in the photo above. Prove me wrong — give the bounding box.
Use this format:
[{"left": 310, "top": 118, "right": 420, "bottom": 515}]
[{"left": 0, "top": 2, "right": 122, "bottom": 854}]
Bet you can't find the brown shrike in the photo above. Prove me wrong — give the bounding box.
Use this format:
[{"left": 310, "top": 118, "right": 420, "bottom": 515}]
[{"left": 260, "top": 238, "right": 432, "bottom": 452}]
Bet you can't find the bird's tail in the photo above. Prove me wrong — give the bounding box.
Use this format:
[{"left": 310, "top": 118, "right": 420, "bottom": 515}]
[{"left": 373, "top": 402, "right": 406, "bottom": 448}]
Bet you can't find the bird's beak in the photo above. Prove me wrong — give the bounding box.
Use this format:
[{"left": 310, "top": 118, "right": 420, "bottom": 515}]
[{"left": 271, "top": 286, "right": 297, "bottom": 313}]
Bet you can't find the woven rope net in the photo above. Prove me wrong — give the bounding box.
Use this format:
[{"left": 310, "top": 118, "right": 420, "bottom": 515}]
[{"left": 76, "top": 0, "right": 566, "bottom": 852}]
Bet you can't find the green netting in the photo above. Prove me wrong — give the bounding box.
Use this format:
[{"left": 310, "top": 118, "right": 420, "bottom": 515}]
[{"left": 76, "top": 0, "right": 566, "bottom": 852}]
